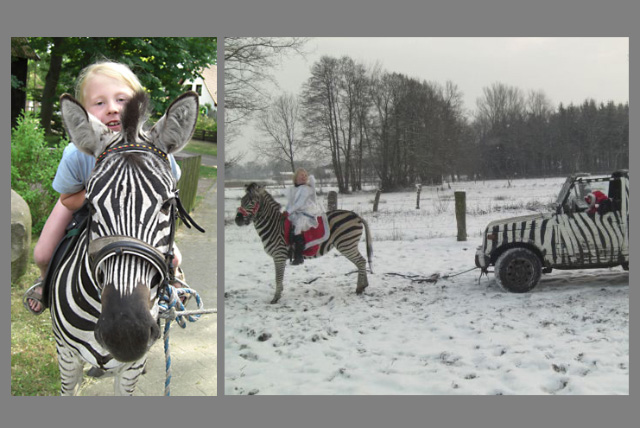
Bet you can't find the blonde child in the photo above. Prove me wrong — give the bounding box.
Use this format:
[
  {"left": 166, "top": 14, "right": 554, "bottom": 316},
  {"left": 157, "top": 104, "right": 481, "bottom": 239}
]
[
  {"left": 24, "top": 61, "right": 183, "bottom": 314},
  {"left": 285, "top": 168, "right": 324, "bottom": 265}
]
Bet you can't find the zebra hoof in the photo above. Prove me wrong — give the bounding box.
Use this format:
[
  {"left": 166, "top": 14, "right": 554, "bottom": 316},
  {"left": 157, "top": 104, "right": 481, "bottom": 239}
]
[{"left": 270, "top": 295, "right": 281, "bottom": 304}]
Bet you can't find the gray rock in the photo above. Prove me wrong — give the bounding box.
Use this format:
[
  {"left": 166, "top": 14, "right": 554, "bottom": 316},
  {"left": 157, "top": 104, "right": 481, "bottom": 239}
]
[{"left": 11, "top": 189, "right": 31, "bottom": 283}]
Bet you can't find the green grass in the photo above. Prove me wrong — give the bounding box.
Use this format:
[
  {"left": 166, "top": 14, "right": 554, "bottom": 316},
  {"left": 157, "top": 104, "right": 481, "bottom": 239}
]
[
  {"left": 199, "top": 165, "right": 218, "bottom": 180},
  {"left": 11, "top": 251, "right": 60, "bottom": 396},
  {"left": 185, "top": 139, "right": 217, "bottom": 157}
]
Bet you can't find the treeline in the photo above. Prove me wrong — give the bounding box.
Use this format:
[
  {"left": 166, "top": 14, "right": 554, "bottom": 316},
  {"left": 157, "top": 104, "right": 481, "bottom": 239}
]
[{"left": 267, "top": 55, "right": 628, "bottom": 192}]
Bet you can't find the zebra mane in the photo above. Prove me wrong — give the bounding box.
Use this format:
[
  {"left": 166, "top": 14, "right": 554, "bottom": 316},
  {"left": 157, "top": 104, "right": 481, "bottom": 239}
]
[
  {"left": 261, "top": 187, "right": 281, "bottom": 211},
  {"left": 121, "top": 91, "right": 149, "bottom": 143},
  {"left": 245, "top": 183, "right": 282, "bottom": 211}
]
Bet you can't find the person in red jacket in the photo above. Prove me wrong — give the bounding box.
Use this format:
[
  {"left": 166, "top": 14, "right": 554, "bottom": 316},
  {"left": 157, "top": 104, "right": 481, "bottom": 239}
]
[{"left": 584, "top": 188, "right": 609, "bottom": 215}]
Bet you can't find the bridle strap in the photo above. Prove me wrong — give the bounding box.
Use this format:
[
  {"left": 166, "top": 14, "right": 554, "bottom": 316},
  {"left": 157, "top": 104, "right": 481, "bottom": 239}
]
[
  {"left": 237, "top": 201, "right": 260, "bottom": 217},
  {"left": 96, "top": 142, "right": 170, "bottom": 165},
  {"left": 175, "top": 192, "right": 205, "bottom": 233},
  {"left": 89, "top": 235, "right": 169, "bottom": 286}
]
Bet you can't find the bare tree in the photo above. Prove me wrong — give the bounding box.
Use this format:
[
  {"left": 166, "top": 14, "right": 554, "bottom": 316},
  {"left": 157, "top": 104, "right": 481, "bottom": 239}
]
[
  {"left": 224, "top": 37, "right": 309, "bottom": 127},
  {"left": 223, "top": 37, "right": 309, "bottom": 169},
  {"left": 254, "top": 92, "right": 304, "bottom": 172},
  {"left": 474, "top": 83, "right": 526, "bottom": 178},
  {"left": 301, "top": 56, "right": 374, "bottom": 193}
]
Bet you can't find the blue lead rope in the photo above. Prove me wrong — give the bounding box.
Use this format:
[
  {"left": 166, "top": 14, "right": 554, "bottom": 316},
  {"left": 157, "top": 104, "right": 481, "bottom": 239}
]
[{"left": 158, "top": 283, "right": 212, "bottom": 396}]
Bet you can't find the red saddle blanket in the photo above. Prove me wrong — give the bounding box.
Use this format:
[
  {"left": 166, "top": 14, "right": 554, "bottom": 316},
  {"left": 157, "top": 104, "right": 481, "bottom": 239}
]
[{"left": 283, "top": 212, "right": 330, "bottom": 257}]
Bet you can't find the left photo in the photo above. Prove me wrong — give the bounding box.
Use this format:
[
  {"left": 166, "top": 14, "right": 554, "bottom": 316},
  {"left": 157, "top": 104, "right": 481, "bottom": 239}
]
[{"left": 10, "top": 37, "right": 218, "bottom": 396}]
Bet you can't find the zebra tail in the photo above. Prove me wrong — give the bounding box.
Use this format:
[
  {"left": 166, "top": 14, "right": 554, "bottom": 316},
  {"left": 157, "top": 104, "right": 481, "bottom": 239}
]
[{"left": 361, "top": 217, "right": 374, "bottom": 274}]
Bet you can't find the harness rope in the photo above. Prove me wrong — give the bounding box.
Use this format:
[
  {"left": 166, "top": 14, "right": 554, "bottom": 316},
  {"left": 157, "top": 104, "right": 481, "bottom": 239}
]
[
  {"left": 158, "top": 280, "right": 217, "bottom": 396},
  {"left": 383, "top": 266, "right": 479, "bottom": 284}
]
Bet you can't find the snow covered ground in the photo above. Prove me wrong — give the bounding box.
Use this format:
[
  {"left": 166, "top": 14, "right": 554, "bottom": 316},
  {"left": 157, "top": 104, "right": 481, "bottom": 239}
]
[{"left": 223, "top": 177, "right": 629, "bottom": 395}]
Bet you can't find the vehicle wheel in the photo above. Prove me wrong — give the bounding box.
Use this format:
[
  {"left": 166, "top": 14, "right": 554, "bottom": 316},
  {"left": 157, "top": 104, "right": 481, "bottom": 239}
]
[{"left": 495, "top": 248, "right": 542, "bottom": 293}]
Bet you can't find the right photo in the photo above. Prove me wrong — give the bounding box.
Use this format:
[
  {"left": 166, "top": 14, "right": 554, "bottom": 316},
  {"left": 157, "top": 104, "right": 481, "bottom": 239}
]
[{"left": 223, "top": 37, "right": 629, "bottom": 395}]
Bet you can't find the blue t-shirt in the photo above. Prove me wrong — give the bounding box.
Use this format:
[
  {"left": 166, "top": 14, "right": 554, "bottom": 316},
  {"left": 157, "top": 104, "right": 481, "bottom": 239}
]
[{"left": 52, "top": 143, "right": 182, "bottom": 194}]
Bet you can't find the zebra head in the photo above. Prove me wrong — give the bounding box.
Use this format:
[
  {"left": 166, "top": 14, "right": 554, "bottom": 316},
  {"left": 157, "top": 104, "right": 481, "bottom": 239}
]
[
  {"left": 60, "top": 91, "right": 199, "bottom": 362},
  {"left": 235, "top": 182, "right": 263, "bottom": 226}
]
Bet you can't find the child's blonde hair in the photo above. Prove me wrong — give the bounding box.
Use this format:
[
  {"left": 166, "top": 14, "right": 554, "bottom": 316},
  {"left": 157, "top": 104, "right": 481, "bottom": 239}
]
[{"left": 75, "top": 61, "right": 144, "bottom": 105}]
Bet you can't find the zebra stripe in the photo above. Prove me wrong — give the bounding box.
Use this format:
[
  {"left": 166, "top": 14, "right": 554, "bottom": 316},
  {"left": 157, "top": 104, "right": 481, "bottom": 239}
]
[
  {"left": 483, "top": 208, "right": 628, "bottom": 269},
  {"left": 236, "top": 184, "right": 373, "bottom": 304}
]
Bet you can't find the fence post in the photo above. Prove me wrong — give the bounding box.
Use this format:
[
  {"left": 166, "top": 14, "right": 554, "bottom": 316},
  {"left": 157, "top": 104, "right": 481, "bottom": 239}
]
[
  {"left": 328, "top": 191, "right": 338, "bottom": 211},
  {"left": 455, "top": 191, "right": 467, "bottom": 241},
  {"left": 415, "top": 183, "right": 422, "bottom": 209},
  {"left": 373, "top": 188, "right": 382, "bottom": 212},
  {"left": 174, "top": 153, "right": 202, "bottom": 227}
]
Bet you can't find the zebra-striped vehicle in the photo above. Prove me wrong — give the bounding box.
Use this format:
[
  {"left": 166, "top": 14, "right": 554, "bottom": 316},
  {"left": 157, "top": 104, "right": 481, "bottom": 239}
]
[
  {"left": 50, "top": 91, "right": 199, "bottom": 395},
  {"left": 476, "top": 170, "right": 629, "bottom": 292},
  {"left": 235, "top": 183, "right": 373, "bottom": 304}
]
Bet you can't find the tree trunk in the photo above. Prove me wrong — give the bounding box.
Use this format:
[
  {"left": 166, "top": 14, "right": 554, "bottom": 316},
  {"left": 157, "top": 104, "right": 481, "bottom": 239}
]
[{"left": 40, "top": 37, "right": 65, "bottom": 135}]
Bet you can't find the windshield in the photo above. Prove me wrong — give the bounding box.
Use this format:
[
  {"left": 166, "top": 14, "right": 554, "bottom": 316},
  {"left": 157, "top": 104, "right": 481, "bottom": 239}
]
[{"left": 555, "top": 176, "right": 575, "bottom": 206}]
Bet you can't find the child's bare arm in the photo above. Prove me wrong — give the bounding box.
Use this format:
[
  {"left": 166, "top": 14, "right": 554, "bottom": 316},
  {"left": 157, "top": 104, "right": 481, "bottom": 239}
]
[{"left": 60, "top": 189, "right": 87, "bottom": 211}]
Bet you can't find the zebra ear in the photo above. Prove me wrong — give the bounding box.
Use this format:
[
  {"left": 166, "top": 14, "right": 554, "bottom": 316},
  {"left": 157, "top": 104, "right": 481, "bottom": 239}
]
[
  {"left": 246, "top": 182, "right": 262, "bottom": 195},
  {"left": 150, "top": 91, "right": 199, "bottom": 155},
  {"left": 60, "top": 94, "right": 111, "bottom": 158}
]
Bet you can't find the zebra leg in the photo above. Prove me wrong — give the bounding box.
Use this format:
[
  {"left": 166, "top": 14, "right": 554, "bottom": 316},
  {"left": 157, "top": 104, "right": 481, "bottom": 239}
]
[
  {"left": 271, "top": 259, "right": 286, "bottom": 304},
  {"left": 57, "top": 348, "right": 85, "bottom": 396},
  {"left": 355, "top": 258, "right": 369, "bottom": 295},
  {"left": 341, "top": 247, "right": 369, "bottom": 295},
  {"left": 114, "top": 358, "right": 146, "bottom": 396}
]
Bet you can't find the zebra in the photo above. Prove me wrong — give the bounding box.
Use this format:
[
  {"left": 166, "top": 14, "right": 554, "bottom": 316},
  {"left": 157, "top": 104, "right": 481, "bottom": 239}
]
[
  {"left": 50, "top": 91, "right": 199, "bottom": 395},
  {"left": 235, "top": 183, "right": 373, "bottom": 304}
]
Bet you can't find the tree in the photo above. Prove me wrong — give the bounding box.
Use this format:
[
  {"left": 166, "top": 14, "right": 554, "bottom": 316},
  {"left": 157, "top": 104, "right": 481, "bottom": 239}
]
[
  {"left": 302, "top": 56, "right": 372, "bottom": 193},
  {"left": 254, "top": 93, "right": 304, "bottom": 172},
  {"left": 224, "top": 37, "right": 309, "bottom": 127},
  {"left": 474, "top": 83, "right": 526, "bottom": 178},
  {"left": 223, "top": 37, "right": 309, "bottom": 168},
  {"left": 26, "top": 37, "right": 217, "bottom": 134}
]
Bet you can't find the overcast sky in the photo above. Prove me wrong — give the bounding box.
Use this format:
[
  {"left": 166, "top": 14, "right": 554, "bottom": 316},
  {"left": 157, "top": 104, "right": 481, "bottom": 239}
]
[{"left": 231, "top": 37, "right": 628, "bottom": 162}]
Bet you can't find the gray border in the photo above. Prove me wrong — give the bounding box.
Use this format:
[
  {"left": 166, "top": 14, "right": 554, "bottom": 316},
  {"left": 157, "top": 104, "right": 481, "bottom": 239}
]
[
  {"left": 217, "top": 38, "right": 226, "bottom": 398},
  {"left": 3, "top": 1, "right": 637, "bottom": 428}
]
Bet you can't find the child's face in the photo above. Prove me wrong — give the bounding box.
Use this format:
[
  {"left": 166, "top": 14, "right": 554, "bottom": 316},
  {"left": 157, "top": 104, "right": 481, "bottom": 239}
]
[
  {"left": 295, "top": 170, "right": 308, "bottom": 185},
  {"left": 83, "top": 73, "right": 135, "bottom": 132}
]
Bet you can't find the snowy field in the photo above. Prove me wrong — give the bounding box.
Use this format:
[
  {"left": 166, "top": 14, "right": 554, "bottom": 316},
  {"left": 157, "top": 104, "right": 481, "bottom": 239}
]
[{"left": 224, "top": 177, "right": 629, "bottom": 395}]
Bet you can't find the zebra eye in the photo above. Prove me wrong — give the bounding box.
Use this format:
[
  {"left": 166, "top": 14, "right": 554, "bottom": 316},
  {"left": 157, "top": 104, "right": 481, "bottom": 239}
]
[{"left": 160, "top": 201, "right": 173, "bottom": 215}]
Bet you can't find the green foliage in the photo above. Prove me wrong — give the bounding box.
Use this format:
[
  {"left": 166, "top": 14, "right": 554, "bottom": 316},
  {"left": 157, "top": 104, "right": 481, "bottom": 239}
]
[
  {"left": 26, "top": 37, "right": 217, "bottom": 133},
  {"left": 195, "top": 114, "right": 217, "bottom": 134},
  {"left": 11, "top": 74, "right": 23, "bottom": 89},
  {"left": 11, "top": 111, "right": 67, "bottom": 234}
]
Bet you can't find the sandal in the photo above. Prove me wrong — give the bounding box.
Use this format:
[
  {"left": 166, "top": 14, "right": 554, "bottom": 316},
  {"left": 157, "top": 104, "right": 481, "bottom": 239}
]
[{"left": 22, "top": 278, "right": 45, "bottom": 315}]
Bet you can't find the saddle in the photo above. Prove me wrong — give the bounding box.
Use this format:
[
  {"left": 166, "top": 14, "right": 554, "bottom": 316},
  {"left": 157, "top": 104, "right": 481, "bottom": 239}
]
[
  {"left": 283, "top": 212, "right": 330, "bottom": 257},
  {"left": 41, "top": 203, "right": 91, "bottom": 308}
]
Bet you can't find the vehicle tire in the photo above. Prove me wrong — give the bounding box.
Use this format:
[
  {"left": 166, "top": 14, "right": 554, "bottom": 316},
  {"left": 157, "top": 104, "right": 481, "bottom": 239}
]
[{"left": 495, "top": 248, "right": 542, "bottom": 293}]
